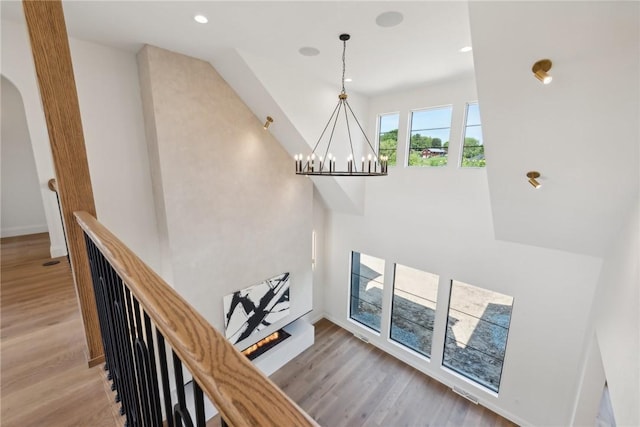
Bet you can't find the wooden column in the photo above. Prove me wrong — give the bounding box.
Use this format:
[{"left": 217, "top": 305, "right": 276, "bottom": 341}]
[{"left": 22, "top": 0, "right": 104, "bottom": 366}]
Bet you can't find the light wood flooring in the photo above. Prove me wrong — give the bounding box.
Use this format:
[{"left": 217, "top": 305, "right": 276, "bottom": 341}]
[
  {"left": 270, "top": 319, "right": 519, "bottom": 427},
  {"left": 1, "top": 233, "right": 517, "bottom": 426},
  {"left": 1, "top": 233, "right": 120, "bottom": 427}
]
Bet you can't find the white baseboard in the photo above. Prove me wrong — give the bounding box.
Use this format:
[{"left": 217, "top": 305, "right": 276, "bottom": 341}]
[
  {"left": 303, "top": 310, "right": 325, "bottom": 325},
  {"left": 1, "top": 224, "right": 48, "bottom": 238}
]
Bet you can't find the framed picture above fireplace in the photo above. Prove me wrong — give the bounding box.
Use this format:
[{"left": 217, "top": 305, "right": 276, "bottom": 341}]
[{"left": 223, "top": 272, "right": 291, "bottom": 344}]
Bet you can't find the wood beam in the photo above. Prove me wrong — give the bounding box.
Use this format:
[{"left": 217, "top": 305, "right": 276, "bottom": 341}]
[{"left": 22, "top": 0, "right": 103, "bottom": 365}]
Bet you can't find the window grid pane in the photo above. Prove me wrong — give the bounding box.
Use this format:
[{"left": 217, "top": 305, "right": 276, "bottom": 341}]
[
  {"left": 378, "top": 113, "right": 399, "bottom": 167},
  {"left": 408, "top": 106, "right": 452, "bottom": 167},
  {"left": 390, "top": 264, "right": 439, "bottom": 357},
  {"left": 461, "top": 102, "right": 485, "bottom": 168},
  {"left": 350, "top": 252, "right": 384, "bottom": 332},
  {"left": 443, "top": 280, "right": 513, "bottom": 392}
]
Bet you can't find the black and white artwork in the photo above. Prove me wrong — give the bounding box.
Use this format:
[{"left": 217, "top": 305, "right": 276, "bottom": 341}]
[{"left": 223, "top": 272, "right": 290, "bottom": 344}]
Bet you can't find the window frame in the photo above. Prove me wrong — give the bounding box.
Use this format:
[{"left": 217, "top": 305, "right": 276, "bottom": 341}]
[
  {"left": 348, "top": 251, "right": 385, "bottom": 333},
  {"left": 376, "top": 112, "right": 400, "bottom": 168},
  {"left": 406, "top": 105, "right": 453, "bottom": 168},
  {"left": 460, "top": 101, "right": 485, "bottom": 168},
  {"left": 442, "top": 280, "right": 513, "bottom": 393},
  {"left": 389, "top": 263, "right": 440, "bottom": 359}
]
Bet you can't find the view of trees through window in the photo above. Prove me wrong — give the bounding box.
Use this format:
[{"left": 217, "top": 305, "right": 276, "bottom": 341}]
[
  {"left": 390, "top": 264, "right": 439, "bottom": 357},
  {"left": 349, "top": 252, "right": 384, "bottom": 332},
  {"left": 443, "top": 280, "right": 513, "bottom": 392},
  {"left": 461, "top": 102, "right": 485, "bottom": 167},
  {"left": 378, "top": 113, "right": 399, "bottom": 167},
  {"left": 408, "top": 106, "right": 453, "bottom": 167}
]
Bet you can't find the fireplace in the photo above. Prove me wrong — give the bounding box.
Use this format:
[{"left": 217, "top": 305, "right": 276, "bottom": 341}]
[{"left": 241, "top": 329, "right": 291, "bottom": 361}]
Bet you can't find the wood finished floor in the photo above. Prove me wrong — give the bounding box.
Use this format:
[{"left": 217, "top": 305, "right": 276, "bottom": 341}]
[
  {"left": 1, "top": 233, "right": 121, "bottom": 427},
  {"left": 1, "top": 233, "right": 517, "bottom": 426},
  {"left": 270, "top": 319, "right": 519, "bottom": 427}
]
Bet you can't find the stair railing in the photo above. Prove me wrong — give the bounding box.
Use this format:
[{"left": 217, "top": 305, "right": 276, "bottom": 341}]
[{"left": 75, "top": 211, "right": 318, "bottom": 427}]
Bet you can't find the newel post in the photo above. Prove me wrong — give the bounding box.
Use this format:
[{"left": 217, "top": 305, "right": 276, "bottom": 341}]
[{"left": 23, "top": 0, "right": 104, "bottom": 366}]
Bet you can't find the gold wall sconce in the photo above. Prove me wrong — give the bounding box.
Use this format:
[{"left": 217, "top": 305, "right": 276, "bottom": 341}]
[
  {"left": 263, "top": 116, "right": 274, "bottom": 130},
  {"left": 527, "top": 171, "right": 541, "bottom": 188},
  {"left": 532, "top": 59, "right": 553, "bottom": 84}
]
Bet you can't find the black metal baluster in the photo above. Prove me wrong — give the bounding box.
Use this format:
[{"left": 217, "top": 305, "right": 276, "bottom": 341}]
[
  {"left": 156, "top": 331, "right": 174, "bottom": 427},
  {"left": 96, "top": 250, "right": 130, "bottom": 418},
  {"left": 132, "top": 298, "right": 152, "bottom": 426},
  {"left": 109, "top": 287, "right": 135, "bottom": 422},
  {"left": 97, "top": 277, "right": 119, "bottom": 395},
  {"left": 88, "top": 238, "right": 124, "bottom": 408},
  {"left": 172, "top": 351, "right": 194, "bottom": 427},
  {"left": 143, "top": 312, "right": 163, "bottom": 426},
  {"left": 193, "top": 381, "right": 205, "bottom": 427},
  {"left": 117, "top": 283, "right": 141, "bottom": 426},
  {"left": 84, "top": 237, "right": 114, "bottom": 383},
  {"left": 109, "top": 268, "right": 140, "bottom": 426}
]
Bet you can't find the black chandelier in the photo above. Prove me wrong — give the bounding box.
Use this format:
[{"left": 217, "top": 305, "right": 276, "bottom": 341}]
[{"left": 294, "top": 34, "right": 388, "bottom": 177}]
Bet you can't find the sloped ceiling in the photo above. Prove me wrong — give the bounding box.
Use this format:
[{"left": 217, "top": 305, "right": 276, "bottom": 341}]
[
  {"left": 2, "top": 1, "right": 638, "bottom": 257},
  {"left": 470, "top": 1, "right": 639, "bottom": 257},
  {"left": 0, "top": 1, "right": 474, "bottom": 97}
]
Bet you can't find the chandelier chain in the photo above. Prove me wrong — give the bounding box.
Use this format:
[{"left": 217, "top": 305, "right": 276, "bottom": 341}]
[{"left": 293, "top": 33, "right": 388, "bottom": 177}]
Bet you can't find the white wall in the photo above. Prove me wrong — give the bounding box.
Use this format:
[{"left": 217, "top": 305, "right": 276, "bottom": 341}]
[
  {"left": 1, "top": 19, "right": 66, "bottom": 256},
  {"left": 309, "top": 188, "right": 328, "bottom": 323},
  {"left": 137, "top": 45, "right": 314, "bottom": 350},
  {"left": 1, "top": 76, "right": 48, "bottom": 237},
  {"left": 69, "top": 37, "right": 161, "bottom": 271},
  {"left": 1, "top": 18, "right": 160, "bottom": 269},
  {"left": 572, "top": 334, "right": 606, "bottom": 426},
  {"left": 592, "top": 200, "right": 639, "bottom": 426},
  {"left": 322, "top": 76, "right": 604, "bottom": 426}
]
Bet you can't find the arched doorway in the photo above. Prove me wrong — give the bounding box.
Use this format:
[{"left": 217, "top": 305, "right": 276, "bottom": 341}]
[{"left": 1, "top": 76, "right": 48, "bottom": 239}]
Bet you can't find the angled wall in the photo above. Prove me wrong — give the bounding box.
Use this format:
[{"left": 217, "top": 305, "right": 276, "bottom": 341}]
[
  {"left": 214, "top": 49, "right": 367, "bottom": 215},
  {"left": 137, "top": 45, "right": 314, "bottom": 348},
  {"left": 592, "top": 201, "right": 639, "bottom": 426}
]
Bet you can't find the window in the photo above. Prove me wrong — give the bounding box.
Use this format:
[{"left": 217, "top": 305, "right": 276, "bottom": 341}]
[
  {"left": 443, "top": 280, "right": 513, "bottom": 392},
  {"left": 390, "top": 264, "right": 439, "bottom": 357},
  {"left": 350, "top": 252, "right": 384, "bottom": 332},
  {"left": 461, "top": 102, "right": 485, "bottom": 167},
  {"left": 378, "top": 113, "right": 399, "bottom": 167},
  {"left": 408, "top": 106, "right": 452, "bottom": 167}
]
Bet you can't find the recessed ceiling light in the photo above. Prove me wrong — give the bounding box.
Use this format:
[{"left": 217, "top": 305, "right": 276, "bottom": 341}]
[
  {"left": 376, "top": 11, "right": 404, "bottom": 28},
  {"left": 459, "top": 46, "right": 472, "bottom": 53},
  {"left": 299, "top": 47, "right": 320, "bottom": 57},
  {"left": 344, "top": 78, "right": 353, "bottom": 83},
  {"left": 194, "top": 14, "right": 208, "bottom": 24}
]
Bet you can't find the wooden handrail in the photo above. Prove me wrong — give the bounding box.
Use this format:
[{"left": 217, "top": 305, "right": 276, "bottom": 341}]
[
  {"left": 48, "top": 178, "right": 58, "bottom": 193},
  {"left": 75, "top": 211, "right": 318, "bottom": 427}
]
